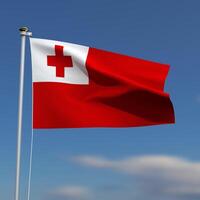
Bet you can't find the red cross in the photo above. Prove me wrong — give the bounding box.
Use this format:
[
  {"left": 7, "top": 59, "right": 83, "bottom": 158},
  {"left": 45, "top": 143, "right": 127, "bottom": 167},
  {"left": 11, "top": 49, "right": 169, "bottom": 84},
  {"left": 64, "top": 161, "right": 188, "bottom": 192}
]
[{"left": 47, "top": 45, "right": 73, "bottom": 77}]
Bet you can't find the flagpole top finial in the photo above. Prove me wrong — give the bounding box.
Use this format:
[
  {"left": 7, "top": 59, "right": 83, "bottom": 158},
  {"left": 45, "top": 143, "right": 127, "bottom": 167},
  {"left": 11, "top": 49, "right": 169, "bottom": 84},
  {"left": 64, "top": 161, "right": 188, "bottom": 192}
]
[
  {"left": 19, "top": 27, "right": 29, "bottom": 32},
  {"left": 19, "top": 27, "right": 32, "bottom": 37}
]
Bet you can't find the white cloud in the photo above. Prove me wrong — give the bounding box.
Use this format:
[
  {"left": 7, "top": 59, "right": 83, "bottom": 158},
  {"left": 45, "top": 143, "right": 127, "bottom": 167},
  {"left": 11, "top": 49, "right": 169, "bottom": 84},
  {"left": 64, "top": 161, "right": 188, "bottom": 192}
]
[
  {"left": 50, "top": 185, "right": 91, "bottom": 199},
  {"left": 72, "top": 155, "right": 112, "bottom": 168},
  {"left": 72, "top": 155, "right": 200, "bottom": 198}
]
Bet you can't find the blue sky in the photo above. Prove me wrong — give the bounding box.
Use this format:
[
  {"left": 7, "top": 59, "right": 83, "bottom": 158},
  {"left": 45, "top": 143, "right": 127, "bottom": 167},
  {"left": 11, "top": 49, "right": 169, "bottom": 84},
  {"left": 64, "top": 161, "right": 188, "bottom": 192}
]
[{"left": 0, "top": 0, "right": 200, "bottom": 200}]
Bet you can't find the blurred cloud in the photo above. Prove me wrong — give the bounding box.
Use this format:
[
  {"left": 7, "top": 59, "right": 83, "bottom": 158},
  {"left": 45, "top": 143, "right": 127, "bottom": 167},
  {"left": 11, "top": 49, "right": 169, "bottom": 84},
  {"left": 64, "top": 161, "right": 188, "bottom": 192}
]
[
  {"left": 72, "top": 155, "right": 200, "bottom": 199},
  {"left": 49, "top": 185, "right": 91, "bottom": 200},
  {"left": 197, "top": 95, "right": 200, "bottom": 103}
]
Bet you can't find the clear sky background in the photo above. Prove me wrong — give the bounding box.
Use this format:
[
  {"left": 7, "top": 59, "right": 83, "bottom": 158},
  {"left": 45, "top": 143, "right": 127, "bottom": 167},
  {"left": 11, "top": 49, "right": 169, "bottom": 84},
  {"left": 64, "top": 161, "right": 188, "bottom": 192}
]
[{"left": 0, "top": 0, "right": 200, "bottom": 200}]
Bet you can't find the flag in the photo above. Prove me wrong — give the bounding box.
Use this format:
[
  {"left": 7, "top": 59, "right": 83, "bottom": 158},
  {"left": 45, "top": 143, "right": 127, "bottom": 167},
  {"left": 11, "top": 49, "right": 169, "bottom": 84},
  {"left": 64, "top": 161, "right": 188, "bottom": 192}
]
[{"left": 30, "top": 38, "right": 175, "bottom": 128}]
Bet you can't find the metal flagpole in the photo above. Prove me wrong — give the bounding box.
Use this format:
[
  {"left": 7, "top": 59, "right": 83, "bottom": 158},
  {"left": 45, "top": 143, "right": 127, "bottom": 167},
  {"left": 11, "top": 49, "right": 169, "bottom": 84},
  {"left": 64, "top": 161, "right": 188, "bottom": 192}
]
[{"left": 15, "top": 27, "right": 32, "bottom": 200}]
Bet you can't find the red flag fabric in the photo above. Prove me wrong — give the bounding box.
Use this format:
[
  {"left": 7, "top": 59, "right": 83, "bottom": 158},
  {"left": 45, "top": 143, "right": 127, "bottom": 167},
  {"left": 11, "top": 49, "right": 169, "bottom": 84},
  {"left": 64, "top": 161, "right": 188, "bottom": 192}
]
[{"left": 30, "top": 38, "right": 175, "bottom": 128}]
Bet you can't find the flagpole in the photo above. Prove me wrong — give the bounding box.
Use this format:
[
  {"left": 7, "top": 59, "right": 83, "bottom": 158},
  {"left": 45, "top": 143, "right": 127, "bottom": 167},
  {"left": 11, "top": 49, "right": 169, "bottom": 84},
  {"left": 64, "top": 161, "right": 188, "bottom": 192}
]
[{"left": 15, "top": 27, "right": 32, "bottom": 200}]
